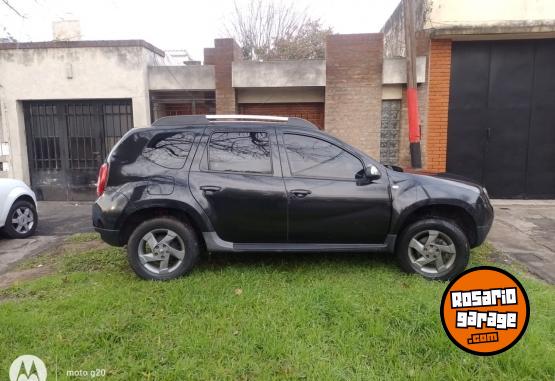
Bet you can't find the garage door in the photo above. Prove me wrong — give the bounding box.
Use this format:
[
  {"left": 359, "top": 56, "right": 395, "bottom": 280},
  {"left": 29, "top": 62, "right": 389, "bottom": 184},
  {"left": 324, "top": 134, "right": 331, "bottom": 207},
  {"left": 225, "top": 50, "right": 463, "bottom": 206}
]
[
  {"left": 239, "top": 103, "right": 325, "bottom": 129},
  {"left": 24, "top": 100, "right": 133, "bottom": 201},
  {"left": 447, "top": 40, "right": 555, "bottom": 198}
]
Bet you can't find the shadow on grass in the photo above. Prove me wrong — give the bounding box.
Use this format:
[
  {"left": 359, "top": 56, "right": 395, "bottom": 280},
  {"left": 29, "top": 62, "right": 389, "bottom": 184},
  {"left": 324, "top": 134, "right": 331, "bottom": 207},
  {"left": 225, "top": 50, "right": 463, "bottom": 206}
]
[{"left": 197, "top": 250, "right": 398, "bottom": 272}]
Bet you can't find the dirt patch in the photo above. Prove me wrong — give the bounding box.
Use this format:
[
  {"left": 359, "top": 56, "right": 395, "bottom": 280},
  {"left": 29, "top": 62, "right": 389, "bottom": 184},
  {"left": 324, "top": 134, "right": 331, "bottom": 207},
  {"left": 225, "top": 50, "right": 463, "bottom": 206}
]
[
  {"left": 61, "top": 238, "right": 107, "bottom": 254},
  {"left": 0, "top": 266, "right": 54, "bottom": 289},
  {"left": 0, "top": 238, "right": 108, "bottom": 289}
]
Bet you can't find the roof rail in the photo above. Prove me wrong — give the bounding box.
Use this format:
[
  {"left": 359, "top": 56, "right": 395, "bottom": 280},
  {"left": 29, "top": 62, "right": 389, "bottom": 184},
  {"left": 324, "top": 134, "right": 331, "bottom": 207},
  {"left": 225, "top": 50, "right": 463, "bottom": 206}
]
[
  {"left": 206, "top": 114, "right": 288, "bottom": 122},
  {"left": 151, "top": 114, "right": 318, "bottom": 129}
]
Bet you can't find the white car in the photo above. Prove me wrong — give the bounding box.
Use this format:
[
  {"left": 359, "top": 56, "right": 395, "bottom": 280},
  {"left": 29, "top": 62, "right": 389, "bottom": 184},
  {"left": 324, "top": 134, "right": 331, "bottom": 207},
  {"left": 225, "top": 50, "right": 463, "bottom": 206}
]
[{"left": 0, "top": 179, "right": 38, "bottom": 238}]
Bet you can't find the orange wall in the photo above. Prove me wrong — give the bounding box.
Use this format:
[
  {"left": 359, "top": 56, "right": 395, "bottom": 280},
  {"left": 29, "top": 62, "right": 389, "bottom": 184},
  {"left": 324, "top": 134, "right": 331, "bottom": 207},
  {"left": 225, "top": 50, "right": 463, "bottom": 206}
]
[{"left": 426, "top": 40, "right": 452, "bottom": 172}]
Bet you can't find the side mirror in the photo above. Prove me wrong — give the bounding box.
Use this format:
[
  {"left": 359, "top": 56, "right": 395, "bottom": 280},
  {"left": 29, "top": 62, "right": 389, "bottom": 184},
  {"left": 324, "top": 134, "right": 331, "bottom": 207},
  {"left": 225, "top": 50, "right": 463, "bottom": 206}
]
[{"left": 364, "top": 165, "right": 381, "bottom": 181}]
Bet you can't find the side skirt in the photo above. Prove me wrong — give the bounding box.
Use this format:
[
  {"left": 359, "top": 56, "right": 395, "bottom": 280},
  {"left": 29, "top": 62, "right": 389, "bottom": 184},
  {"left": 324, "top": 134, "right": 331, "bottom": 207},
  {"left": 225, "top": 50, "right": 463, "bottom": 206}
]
[{"left": 202, "top": 232, "right": 397, "bottom": 253}]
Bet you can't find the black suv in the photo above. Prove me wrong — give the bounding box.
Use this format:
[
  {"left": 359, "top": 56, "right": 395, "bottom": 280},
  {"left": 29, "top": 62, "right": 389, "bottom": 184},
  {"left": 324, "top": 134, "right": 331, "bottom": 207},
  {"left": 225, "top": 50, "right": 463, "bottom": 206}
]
[{"left": 93, "top": 115, "right": 493, "bottom": 281}]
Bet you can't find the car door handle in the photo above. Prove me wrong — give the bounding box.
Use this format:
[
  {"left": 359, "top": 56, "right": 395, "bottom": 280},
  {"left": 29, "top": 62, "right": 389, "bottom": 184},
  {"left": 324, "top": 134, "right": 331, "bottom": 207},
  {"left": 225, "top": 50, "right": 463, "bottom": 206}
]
[
  {"left": 200, "top": 185, "right": 222, "bottom": 194},
  {"left": 290, "top": 189, "right": 311, "bottom": 198}
]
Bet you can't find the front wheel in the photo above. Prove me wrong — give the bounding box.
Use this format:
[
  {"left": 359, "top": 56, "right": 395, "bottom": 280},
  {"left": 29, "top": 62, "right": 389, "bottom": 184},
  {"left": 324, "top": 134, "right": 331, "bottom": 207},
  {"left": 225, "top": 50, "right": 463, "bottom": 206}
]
[
  {"left": 396, "top": 218, "right": 469, "bottom": 281},
  {"left": 127, "top": 217, "right": 200, "bottom": 280},
  {"left": 2, "top": 200, "right": 38, "bottom": 239}
]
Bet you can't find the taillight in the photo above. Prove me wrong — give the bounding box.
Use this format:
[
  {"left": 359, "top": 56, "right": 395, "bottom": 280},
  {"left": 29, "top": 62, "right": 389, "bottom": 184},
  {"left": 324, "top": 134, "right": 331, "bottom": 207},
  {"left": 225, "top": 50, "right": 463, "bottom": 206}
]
[{"left": 97, "top": 163, "right": 109, "bottom": 197}]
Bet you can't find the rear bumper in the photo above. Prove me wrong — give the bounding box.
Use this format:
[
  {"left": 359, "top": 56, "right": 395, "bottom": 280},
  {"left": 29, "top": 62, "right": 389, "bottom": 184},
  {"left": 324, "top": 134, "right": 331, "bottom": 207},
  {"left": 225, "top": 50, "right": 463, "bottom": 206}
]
[
  {"left": 95, "top": 227, "right": 124, "bottom": 247},
  {"left": 92, "top": 191, "right": 128, "bottom": 246}
]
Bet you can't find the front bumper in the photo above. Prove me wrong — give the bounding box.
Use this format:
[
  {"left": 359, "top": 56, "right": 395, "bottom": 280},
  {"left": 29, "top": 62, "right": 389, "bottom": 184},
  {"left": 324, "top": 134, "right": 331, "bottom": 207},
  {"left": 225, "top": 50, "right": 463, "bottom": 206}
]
[
  {"left": 474, "top": 193, "right": 494, "bottom": 247},
  {"left": 475, "top": 224, "right": 493, "bottom": 247}
]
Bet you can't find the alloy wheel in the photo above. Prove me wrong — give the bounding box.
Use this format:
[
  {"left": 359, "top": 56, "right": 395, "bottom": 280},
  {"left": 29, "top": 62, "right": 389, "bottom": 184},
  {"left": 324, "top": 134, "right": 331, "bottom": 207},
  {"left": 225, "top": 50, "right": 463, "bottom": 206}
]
[
  {"left": 407, "top": 229, "right": 457, "bottom": 275},
  {"left": 11, "top": 207, "right": 35, "bottom": 234},
  {"left": 138, "top": 229, "right": 186, "bottom": 275}
]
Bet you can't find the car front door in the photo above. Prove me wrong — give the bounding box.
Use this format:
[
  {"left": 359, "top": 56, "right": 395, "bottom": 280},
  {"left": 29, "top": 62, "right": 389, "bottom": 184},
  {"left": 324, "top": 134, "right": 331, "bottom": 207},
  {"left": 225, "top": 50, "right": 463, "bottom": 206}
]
[
  {"left": 189, "top": 127, "right": 287, "bottom": 243},
  {"left": 279, "top": 132, "right": 391, "bottom": 244}
]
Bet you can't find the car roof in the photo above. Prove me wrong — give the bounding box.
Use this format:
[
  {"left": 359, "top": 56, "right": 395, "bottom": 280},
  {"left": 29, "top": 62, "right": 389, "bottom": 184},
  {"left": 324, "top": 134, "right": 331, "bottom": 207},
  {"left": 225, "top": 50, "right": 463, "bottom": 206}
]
[{"left": 150, "top": 115, "right": 319, "bottom": 131}]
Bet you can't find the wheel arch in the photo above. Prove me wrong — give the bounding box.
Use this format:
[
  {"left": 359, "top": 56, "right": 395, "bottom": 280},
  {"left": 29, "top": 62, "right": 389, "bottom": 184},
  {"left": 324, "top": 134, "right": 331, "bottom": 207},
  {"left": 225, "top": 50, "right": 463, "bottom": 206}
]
[
  {"left": 117, "top": 201, "right": 209, "bottom": 249},
  {"left": 395, "top": 202, "right": 479, "bottom": 247},
  {"left": 14, "top": 194, "right": 37, "bottom": 207}
]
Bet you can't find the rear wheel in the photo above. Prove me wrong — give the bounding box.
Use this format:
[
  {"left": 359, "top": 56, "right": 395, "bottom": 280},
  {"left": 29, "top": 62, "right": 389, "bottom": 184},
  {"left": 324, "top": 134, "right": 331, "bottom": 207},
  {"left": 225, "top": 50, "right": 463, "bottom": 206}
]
[
  {"left": 396, "top": 218, "right": 469, "bottom": 281},
  {"left": 127, "top": 217, "right": 200, "bottom": 280},
  {"left": 2, "top": 200, "right": 38, "bottom": 239}
]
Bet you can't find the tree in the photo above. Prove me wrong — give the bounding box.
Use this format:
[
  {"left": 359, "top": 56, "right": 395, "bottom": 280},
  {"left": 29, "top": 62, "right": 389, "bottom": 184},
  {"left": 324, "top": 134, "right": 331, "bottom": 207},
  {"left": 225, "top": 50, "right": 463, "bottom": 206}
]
[
  {"left": 1, "top": 0, "right": 25, "bottom": 41},
  {"left": 225, "top": 0, "right": 332, "bottom": 61}
]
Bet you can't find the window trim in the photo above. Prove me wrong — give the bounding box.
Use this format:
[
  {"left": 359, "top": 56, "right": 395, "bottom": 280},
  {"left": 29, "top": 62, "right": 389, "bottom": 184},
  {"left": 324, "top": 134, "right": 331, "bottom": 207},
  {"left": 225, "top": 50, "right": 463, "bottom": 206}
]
[
  {"left": 204, "top": 130, "right": 274, "bottom": 176},
  {"left": 282, "top": 132, "right": 365, "bottom": 181}
]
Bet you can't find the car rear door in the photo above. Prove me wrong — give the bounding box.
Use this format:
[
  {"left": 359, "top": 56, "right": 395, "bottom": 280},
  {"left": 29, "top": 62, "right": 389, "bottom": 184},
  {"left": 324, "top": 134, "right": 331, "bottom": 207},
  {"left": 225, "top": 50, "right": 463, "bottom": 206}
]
[
  {"left": 278, "top": 131, "right": 391, "bottom": 244},
  {"left": 189, "top": 126, "right": 287, "bottom": 243}
]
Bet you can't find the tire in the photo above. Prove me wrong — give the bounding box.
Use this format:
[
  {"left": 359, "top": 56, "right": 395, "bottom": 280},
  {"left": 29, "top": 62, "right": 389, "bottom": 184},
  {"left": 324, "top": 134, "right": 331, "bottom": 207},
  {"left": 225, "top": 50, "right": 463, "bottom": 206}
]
[
  {"left": 2, "top": 200, "right": 38, "bottom": 239},
  {"left": 127, "top": 217, "right": 200, "bottom": 281},
  {"left": 396, "top": 218, "right": 469, "bottom": 281}
]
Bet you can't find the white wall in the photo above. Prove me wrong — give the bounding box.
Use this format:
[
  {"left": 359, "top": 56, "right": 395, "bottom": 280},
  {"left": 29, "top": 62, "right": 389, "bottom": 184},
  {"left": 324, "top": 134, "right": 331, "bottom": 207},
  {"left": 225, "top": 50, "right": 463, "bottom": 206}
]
[
  {"left": 0, "top": 45, "right": 158, "bottom": 182},
  {"left": 233, "top": 60, "right": 326, "bottom": 88},
  {"left": 383, "top": 57, "right": 427, "bottom": 84},
  {"left": 148, "top": 65, "right": 215, "bottom": 90}
]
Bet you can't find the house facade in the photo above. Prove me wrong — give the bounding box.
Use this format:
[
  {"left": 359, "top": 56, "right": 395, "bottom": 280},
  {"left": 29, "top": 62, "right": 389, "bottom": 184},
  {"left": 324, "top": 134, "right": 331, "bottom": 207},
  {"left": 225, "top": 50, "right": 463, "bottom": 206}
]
[
  {"left": 0, "top": 34, "right": 425, "bottom": 200},
  {"left": 0, "top": 0, "right": 554, "bottom": 200},
  {"left": 383, "top": 0, "right": 555, "bottom": 198}
]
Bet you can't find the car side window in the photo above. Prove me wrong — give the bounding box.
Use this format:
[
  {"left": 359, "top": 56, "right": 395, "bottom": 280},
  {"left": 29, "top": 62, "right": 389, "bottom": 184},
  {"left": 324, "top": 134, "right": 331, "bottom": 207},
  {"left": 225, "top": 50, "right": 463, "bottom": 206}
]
[
  {"left": 283, "top": 134, "right": 363, "bottom": 180},
  {"left": 208, "top": 132, "right": 272, "bottom": 174},
  {"left": 142, "top": 132, "right": 195, "bottom": 169}
]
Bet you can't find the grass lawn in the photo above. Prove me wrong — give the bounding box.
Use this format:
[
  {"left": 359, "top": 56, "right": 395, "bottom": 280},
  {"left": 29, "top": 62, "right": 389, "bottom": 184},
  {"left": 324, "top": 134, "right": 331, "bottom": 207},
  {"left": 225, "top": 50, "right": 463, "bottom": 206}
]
[{"left": 0, "top": 234, "right": 554, "bottom": 380}]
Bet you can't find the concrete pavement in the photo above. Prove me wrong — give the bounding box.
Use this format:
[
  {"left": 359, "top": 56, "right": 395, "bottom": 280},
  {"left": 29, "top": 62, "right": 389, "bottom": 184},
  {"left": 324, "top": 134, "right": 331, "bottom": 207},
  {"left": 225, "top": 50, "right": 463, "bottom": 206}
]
[
  {"left": 0, "top": 201, "right": 92, "bottom": 274},
  {"left": 488, "top": 200, "right": 555, "bottom": 284}
]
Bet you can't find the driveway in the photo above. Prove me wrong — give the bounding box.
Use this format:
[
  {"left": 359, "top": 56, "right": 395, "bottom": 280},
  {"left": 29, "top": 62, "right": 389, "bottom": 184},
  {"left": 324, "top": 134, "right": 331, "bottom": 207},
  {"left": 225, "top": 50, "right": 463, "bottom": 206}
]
[
  {"left": 488, "top": 200, "right": 555, "bottom": 284},
  {"left": 1, "top": 200, "right": 555, "bottom": 284},
  {"left": 0, "top": 201, "right": 92, "bottom": 274}
]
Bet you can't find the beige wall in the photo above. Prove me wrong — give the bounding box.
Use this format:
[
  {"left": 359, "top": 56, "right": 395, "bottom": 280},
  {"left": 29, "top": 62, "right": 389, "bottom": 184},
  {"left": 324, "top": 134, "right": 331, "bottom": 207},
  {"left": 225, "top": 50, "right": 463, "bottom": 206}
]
[
  {"left": 426, "top": 0, "right": 555, "bottom": 29},
  {"left": 382, "top": 85, "right": 403, "bottom": 100},
  {"left": 383, "top": 0, "right": 555, "bottom": 51},
  {"left": 0, "top": 45, "right": 157, "bottom": 182}
]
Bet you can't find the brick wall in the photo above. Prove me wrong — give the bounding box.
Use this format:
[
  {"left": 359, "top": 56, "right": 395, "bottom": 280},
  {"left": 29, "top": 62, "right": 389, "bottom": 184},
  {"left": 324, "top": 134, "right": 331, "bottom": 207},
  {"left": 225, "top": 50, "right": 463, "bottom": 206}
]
[
  {"left": 325, "top": 34, "right": 384, "bottom": 157},
  {"left": 205, "top": 39, "right": 242, "bottom": 114},
  {"left": 239, "top": 103, "right": 325, "bottom": 129},
  {"left": 426, "top": 39, "right": 452, "bottom": 172},
  {"left": 203, "top": 47, "right": 215, "bottom": 65}
]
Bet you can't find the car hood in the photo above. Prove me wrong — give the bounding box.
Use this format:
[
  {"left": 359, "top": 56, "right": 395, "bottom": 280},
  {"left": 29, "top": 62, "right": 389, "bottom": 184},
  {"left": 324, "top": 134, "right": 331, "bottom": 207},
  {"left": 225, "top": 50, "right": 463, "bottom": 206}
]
[{"left": 385, "top": 166, "right": 483, "bottom": 199}]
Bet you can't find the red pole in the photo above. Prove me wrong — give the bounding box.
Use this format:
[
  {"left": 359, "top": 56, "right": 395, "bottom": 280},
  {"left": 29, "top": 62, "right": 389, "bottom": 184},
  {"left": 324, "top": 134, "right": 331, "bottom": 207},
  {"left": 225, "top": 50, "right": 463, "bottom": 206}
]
[{"left": 407, "top": 88, "right": 420, "bottom": 144}]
